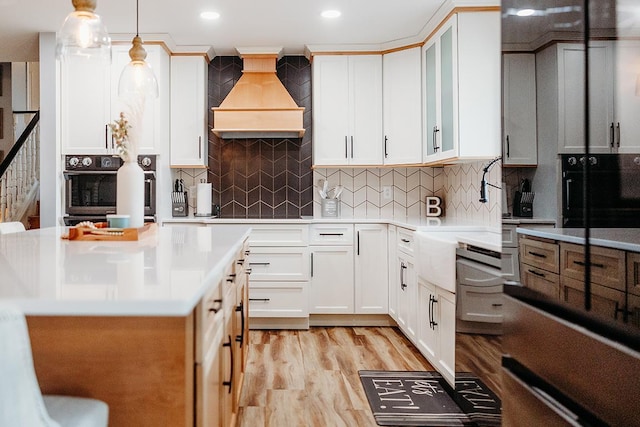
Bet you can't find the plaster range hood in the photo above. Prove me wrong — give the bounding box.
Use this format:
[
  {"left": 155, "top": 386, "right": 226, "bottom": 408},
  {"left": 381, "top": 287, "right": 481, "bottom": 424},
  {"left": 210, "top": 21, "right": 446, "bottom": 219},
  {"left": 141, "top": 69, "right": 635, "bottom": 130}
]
[{"left": 211, "top": 49, "right": 305, "bottom": 139}]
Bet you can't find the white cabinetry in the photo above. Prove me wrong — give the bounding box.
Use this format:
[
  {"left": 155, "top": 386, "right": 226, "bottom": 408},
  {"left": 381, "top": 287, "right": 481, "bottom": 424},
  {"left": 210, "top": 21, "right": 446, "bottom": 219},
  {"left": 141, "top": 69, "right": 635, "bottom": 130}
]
[
  {"left": 422, "top": 12, "right": 500, "bottom": 164},
  {"left": 61, "top": 43, "right": 170, "bottom": 155},
  {"left": 309, "top": 224, "right": 355, "bottom": 314},
  {"left": 170, "top": 55, "right": 208, "bottom": 167},
  {"left": 247, "top": 224, "right": 309, "bottom": 328},
  {"left": 354, "top": 224, "right": 389, "bottom": 314},
  {"left": 383, "top": 47, "right": 422, "bottom": 165},
  {"left": 417, "top": 280, "right": 456, "bottom": 385},
  {"left": 388, "top": 225, "right": 398, "bottom": 320},
  {"left": 312, "top": 55, "right": 383, "bottom": 166},
  {"left": 503, "top": 54, "right": 537, "bottom": 165},
  {"left": 395, "top": 227, "right": 417, "bottom": 342},
  {"left": 552, "top": 41, "right": 640, "bottom": 154}
]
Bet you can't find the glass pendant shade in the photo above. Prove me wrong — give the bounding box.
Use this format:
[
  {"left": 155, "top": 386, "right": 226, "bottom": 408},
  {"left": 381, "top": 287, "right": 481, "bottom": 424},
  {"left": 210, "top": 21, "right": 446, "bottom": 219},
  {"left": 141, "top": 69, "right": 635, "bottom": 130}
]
[
  {"left": 118, "top": 36, "right": 159, "bottom": 98},
  {"left": 56, "top": 0, "right": 111, "bottom": 60}
]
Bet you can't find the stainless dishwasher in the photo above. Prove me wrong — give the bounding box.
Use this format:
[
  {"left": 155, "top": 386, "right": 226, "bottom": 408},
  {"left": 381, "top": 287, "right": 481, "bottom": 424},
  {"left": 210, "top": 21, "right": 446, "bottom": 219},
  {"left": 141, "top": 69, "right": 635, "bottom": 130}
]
[{"left": 456, "top": 245, "right": 503, "bottom": 335}]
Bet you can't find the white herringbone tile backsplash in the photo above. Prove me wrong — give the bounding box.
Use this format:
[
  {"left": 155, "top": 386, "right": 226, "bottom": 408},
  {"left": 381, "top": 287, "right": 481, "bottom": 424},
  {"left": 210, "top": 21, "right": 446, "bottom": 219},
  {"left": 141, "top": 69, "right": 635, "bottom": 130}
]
[{"left": 313, "top": 161, "right": 501, "bottom": 226}]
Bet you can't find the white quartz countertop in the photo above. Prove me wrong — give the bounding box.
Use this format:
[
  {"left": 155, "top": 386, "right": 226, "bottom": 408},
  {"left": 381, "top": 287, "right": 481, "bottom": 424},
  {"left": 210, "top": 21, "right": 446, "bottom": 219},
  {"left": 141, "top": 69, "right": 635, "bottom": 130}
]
[
  {"left": 0, "top": 224, "right": 251, "bottom": 316},
  {"left": 162, "top": 215, "right": 500, "bottom": 233},
  {"left": 517, "top": 227, "right": 640, "bottom": 252}
]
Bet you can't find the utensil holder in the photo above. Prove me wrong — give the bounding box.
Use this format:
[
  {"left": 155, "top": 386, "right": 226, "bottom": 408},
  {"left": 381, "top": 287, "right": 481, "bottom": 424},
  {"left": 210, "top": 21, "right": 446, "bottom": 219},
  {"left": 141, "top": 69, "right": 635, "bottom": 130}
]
[{"left": 321, "top": 199, "right": 340, "bottom": 217}]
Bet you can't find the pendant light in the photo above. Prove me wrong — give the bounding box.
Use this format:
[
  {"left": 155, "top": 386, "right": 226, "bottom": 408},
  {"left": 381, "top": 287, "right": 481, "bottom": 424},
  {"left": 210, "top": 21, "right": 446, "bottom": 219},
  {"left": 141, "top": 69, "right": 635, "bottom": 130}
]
[
  {"left": 118, "top": 0, "right": 159, "bottom": 98},
  {"left": 56, "top": 0, "right": 111, "bottom": 60}
]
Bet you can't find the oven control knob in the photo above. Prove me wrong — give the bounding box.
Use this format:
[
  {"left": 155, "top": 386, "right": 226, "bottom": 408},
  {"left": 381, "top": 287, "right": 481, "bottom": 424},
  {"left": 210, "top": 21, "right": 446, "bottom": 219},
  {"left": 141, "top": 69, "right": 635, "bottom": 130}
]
[
  {"left": 567, "top": 157, "right": 577, "bottom": 166},
  {"left": 589, "top": 156, "right": 597, "bottom": 165},
  {"left": 634, "top": 157, "right": 640, "bottom": 166},
  {"left": 141, "top": 156, "right": 152, "bottom": 167},
  {"left": 68, "top": 157, "right": 80, "bottom": 168},
  {"left": 81, "top": 157, "right": 92, "bottom": 167}
]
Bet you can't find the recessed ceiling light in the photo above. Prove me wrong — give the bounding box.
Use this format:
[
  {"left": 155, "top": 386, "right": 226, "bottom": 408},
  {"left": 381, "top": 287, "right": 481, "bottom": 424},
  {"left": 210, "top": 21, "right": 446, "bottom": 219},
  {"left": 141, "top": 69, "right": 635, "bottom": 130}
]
[
  {"left": 200, "top": 11, "right": 221, "bottom": 20},
  {"left": 321, "top": 10, "right": 341, "bottom": 19},
  {"left": 516, "top": 8, "right": 536, "bottom": 17}
]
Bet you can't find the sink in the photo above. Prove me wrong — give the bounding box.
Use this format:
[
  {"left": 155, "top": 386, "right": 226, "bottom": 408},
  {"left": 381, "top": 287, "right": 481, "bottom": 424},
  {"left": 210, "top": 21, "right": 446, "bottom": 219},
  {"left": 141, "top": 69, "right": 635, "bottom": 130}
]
[{"left": 415, "top": 231, "right": 460, "bottom": 293}]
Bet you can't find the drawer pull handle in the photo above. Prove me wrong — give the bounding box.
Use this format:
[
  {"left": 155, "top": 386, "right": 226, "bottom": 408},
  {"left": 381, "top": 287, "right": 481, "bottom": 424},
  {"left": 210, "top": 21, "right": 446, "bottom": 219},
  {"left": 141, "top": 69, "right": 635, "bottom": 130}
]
[
  {"left": 222, "top": 335, "right": 233, "bottom": 393},
  {"left": 246, "top": 268, "right": 252, "bottom": 275},
  {"left": 319, "top": 233, "right": 344, "bottom": 236},
  {"left": 249, "top": 298, "right": 271, "bottom": 302},
  {"left": 237, "top": 259, "right": 245, "bottom": 265},
  {"left": 528, "top": 251, "right": 547, "bottom": 258},
  {"left": 528, "top": 269, "right": 545, "bottom": 278},
  {"left": 226, "top": 273, "right": 236, "bottom": 283},
  {"left": 245, "top": 250, "right": 251, "bottom": 256},
  {"left": 572, "top": 260, "right": 605, "bottom": 269},
  {"left": 401, "top": 238, "right": 411, "bottom": 243},
  {"left": 208, "top": 298, "right": 223, "bottom": 313},
  {"left": 249, "top": 262, "right": 271, "bottom": 266},
  {"left": 491, "top": 303, "right": 503, "bottom": 307}
]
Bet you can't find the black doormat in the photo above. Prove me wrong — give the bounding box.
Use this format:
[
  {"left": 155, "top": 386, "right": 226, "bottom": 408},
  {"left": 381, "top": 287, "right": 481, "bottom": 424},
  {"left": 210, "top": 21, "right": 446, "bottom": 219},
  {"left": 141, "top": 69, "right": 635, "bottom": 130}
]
[{"left": 359, "top": 370, "right": 501, "bottom": 427}]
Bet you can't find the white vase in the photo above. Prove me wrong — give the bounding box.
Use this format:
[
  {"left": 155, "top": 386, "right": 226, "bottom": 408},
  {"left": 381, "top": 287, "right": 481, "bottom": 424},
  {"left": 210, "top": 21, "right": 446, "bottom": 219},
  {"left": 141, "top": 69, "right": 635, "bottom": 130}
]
[{"left": 117, "top": 159, "right": 145, "bottom": 228}]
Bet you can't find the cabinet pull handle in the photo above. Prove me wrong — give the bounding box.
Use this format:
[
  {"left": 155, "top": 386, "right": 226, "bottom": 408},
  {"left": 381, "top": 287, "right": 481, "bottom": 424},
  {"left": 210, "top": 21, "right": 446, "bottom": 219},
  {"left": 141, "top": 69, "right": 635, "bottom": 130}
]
[
  {"left": 491, "top": 303, "right": 503, "bottom": 307},
  {"left": 429, "top": 295, "right": 438, "bottom": 329},
  {"left": 208, "top": 298, "right": 223, "bottom": 313},
  {"left": 506, "top": 135, "right": 510, "bottom": 158},
  {"left": 616, "top": 122, "right": 621, "bottom": 148},
  {"left": 357, "top": 231, "right": 360, "bottom": 256},
  {"left": 235, "top": 300, "right": 245, "bottom": 347},
  {"left": 311, "top": 252, "right": 314, "bottom": 277},
  {"left": 319, "top": 233, "right": 344, "bottom": 236},
  {"left": 246, "top": 268, "right": 252, "bottom": 275},
  {"left": 245, "top": 250, "right": 251, "bottom": 256},
  {"left": 345, "top": 136, "right": 348, "bottom": 158},
  {"left": 249, "top": 298, "right": 271, "bottom": 302},
  {"left": 528, "top": 251, "right": 547, "bottom": 259},
  {"left": 222, "top": 335, "right": 233, "bottom": 393},
  {"left": 237, "top": 259, "right": 245, "bottom": 265},
  {"left": 400, "top": 262, "right": 407, "bottom": 290},
  {"left": 428, "top": 293, "right": 433, "bottom": 328},
  {"left": 610, "top": 122, "right": 615, "bottom": 147},
  {"left": 249, "top": 262, "right": 270, "bottom": 266},
  {"left": 572, "top": 260, "right": 605, "bottom": 269},
  {"left": 528, "top": 269, "right": 545, "bottom": 278},
  {"left": 432, "top": 126, "right": 440, "bottom": 152},
  {"left": 384, "top": 136, "right": 388, "bottom": 158},
  {"left": 401, "top": 238, "right": 410, "bottom": 243},
  {"left": 198, "top": 136, "right": 202, "bottom": 158},
  {"left": 351, "top": 136, "right": 354, "bottom": 158},
  {"left": 226, "top": 273, "right": 236, "bottom": 283}
]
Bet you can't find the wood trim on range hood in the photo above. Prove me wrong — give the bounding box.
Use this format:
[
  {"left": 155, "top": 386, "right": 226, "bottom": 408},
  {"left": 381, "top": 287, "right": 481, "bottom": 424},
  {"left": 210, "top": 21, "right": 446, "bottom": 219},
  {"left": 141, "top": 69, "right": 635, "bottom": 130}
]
[{"left": 211, "top": 53, "right": 305, "bottom": 139}]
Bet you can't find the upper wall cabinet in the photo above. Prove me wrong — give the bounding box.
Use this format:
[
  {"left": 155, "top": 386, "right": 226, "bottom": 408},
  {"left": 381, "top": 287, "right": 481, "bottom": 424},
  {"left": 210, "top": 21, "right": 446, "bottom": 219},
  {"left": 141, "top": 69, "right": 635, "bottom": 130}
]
[
  {"left": 548, "top": 42, "right": 640, "bottom": 154},
  {"left": 382, "top": 47, "right": 422, "bottom": 165},
  {"left": 422, "top": 12, "right": 501, "bottom": 164},
  {"left": 503, "top": 53, "right": 537, "bottom": 166},
  {"left": 312, "top": 55, "right": 383, "bottom": 166},
  {"left": 170, "top": 55, "right": 209, "bottom": 168},
  {"left": 61, "top": 43, "right": 170, "bottom": 155}
]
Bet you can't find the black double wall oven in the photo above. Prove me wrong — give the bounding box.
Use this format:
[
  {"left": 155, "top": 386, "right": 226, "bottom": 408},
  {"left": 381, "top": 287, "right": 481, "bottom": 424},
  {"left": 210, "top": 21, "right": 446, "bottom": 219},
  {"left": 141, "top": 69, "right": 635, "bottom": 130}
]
[{"left": 63, "top": 155, "right": 156, "bottom": 226}]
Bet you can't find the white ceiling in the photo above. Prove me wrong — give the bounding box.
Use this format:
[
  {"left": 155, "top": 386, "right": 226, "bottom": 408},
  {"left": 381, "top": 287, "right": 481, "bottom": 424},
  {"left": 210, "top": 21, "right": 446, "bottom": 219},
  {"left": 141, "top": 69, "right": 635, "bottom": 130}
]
[{"left": 0, "top": 0, "right": 463, "bottom": 62}]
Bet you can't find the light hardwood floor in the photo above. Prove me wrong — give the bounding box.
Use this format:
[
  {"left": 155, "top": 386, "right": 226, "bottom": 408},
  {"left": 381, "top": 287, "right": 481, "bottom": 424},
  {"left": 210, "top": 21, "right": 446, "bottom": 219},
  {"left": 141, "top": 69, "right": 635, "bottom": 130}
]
[{"left": 237, "top": 327, "right": 502, "bottom": 427}]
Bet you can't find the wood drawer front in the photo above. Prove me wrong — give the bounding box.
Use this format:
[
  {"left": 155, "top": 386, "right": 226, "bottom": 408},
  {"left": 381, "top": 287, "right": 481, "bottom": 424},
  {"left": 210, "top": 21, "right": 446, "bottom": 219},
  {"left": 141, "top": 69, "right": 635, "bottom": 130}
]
[
  {"left": 521, "top": 264, "right": 559, "bottom": 299},
  {"left": 561, "top": 276, "right": 626, "bottom": 325},
  {"left": 309, "top": 224, "right": 354, "bottom": 245},
  {"left": 627, "top": 252, "right": 640, "bottom": 297},
  {"left": 196, "top": 280, "right": 224, "bottom": 363},
  {"left": 560, "top": 242, "right": 625, "bottom": 291},
  {"left": 397, "top": 228, "right": 415, "bottom": 255},
  {"left": 248, "top": 285, "right": 308, "bottom": 318},
  {"left": 519, "top": 237, "right": 559, "bottom": 273},
  {"left": 249, "top": 224, "right": 309, "bottom": 246},
  {"left": 248, "top": 247, "right": 310, "bottom": 281}
]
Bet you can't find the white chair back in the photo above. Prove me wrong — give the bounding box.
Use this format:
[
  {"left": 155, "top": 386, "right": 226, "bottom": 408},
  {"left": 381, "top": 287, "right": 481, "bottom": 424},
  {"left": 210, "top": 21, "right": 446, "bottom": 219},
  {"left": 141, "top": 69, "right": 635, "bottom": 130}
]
[
  {"left": 0, "top": 304, "right": 61, "bottom": 426},
  {"left": 0, "top": 221, "right": 26, "bottom": 234}
]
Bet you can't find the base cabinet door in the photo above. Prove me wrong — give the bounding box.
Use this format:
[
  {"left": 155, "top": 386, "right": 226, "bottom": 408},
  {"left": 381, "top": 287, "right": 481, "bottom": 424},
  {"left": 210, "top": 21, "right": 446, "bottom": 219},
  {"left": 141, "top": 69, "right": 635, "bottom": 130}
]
[
  {"left": 417, "top": 281, "right": 438, "bottom": 361},
  {"left": 309, "top": 245, "right": 355, "bottom": 314},
  {"left": 354, "top": 224, "right": 389, "bottom": 314}
]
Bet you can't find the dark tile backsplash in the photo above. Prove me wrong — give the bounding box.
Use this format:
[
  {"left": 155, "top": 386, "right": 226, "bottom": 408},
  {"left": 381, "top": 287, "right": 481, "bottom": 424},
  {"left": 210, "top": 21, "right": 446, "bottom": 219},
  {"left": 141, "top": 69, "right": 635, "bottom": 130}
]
[{"left": 207, "top": 56, "right": 313, "bottom": 218}]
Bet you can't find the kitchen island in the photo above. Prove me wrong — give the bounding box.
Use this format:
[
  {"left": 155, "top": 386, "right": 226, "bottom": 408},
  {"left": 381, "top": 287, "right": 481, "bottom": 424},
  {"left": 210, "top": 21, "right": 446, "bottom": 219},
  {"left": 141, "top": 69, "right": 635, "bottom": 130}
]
[{"left": 0, "top": 224, "right": 251, "bottom": 427}]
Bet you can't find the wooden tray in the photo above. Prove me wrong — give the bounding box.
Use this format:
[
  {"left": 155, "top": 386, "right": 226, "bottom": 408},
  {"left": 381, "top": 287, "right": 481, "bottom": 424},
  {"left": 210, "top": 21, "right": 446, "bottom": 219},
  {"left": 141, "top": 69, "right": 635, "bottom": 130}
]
[{"left": 64, "top": 223, "right": 157, "bottom": 241}]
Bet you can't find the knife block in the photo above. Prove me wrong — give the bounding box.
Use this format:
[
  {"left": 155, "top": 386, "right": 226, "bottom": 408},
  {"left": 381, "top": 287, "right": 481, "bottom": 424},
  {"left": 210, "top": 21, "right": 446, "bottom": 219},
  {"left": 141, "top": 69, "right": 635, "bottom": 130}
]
[
  {"left": 172, "top": 192, "right": 189, "bottom": 217},
  {"left": 513, "top": 191, "right": 534, "bottom": 217}
]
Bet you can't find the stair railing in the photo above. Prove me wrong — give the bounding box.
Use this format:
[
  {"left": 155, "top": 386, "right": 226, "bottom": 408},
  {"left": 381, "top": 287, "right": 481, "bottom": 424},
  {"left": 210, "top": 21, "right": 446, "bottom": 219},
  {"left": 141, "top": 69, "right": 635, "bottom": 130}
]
[{"left": 0, "top": 111, "right": 40, "bottom": 223}]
